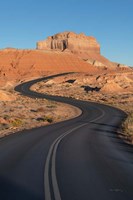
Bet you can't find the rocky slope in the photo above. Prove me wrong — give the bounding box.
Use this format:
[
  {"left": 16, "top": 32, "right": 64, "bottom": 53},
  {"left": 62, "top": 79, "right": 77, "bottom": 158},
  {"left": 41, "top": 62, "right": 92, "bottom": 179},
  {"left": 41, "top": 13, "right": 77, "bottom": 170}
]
[{"left": 0, "top": 48, "right": 100, "bottom": 87}]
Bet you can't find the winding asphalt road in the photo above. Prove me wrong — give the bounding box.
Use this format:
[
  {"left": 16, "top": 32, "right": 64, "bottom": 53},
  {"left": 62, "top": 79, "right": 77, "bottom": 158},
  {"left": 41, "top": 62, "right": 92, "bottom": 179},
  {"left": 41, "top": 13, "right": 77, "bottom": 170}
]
[{"left": 0, "top": 73, "right": 133, "bottom": 200}]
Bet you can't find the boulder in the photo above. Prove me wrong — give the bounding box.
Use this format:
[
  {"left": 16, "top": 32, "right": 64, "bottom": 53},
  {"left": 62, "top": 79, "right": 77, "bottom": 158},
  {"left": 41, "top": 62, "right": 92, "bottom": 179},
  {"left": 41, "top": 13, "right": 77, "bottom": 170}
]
[{"left": 100, "top": 81, "right": 124, "bottom": 93}]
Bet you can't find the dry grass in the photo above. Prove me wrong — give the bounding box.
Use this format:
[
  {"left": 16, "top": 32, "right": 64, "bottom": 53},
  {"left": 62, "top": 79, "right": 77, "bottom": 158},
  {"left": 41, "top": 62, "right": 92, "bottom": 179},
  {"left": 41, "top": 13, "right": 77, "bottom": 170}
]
[
  {"left": 122, "top": 112, "right": 133, "bottom": 143},
  {"left": 0, "top": 91, "right": 80, "bottom": 138}
]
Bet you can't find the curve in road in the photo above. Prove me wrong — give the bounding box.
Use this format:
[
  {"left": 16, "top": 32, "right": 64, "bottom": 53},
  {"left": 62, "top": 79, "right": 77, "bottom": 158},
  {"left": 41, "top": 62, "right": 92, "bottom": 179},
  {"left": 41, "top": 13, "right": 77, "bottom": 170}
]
[{"left": 0, "top": 73, "right": 133, "bottom": 200}]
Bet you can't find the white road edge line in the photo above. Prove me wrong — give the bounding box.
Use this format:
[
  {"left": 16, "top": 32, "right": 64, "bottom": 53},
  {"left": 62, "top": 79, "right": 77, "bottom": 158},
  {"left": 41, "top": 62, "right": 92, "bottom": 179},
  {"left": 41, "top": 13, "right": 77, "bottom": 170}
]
[{"left": 44, "top": 123, "right": 88, "bottom": 200}]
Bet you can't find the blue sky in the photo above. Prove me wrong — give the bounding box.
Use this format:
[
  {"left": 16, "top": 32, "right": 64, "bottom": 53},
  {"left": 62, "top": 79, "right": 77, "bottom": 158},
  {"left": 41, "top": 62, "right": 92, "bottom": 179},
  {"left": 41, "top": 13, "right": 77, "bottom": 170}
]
[{"left": 0, "top": 0, "right": 133, "bottom": 66}]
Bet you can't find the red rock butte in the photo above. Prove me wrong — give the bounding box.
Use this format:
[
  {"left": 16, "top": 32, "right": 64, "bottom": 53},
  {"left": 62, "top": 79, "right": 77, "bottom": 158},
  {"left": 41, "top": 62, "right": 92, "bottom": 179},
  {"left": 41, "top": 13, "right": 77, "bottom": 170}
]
[{"left": 37, "top": 31, "right": 100, "bottom": 54}]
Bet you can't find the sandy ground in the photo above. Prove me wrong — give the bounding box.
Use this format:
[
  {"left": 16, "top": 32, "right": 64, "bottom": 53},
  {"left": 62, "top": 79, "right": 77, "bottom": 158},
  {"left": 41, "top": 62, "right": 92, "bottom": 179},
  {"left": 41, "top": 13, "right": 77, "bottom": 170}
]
[{"left": 0, "top": 90, "right": 81, "bottom": 138}]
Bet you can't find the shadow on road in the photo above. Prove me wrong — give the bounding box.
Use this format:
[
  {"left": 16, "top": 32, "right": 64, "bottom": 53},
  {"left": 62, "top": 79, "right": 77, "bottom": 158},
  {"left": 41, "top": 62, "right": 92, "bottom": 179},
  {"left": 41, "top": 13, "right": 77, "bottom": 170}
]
[{"left": 0, "top": 176, "right": 42, "bottom": 200}]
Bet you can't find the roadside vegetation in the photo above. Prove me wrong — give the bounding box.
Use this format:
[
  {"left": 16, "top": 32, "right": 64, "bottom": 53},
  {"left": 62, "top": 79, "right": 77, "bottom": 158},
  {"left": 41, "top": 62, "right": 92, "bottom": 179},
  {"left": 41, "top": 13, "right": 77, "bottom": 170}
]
[
  {"left": 0, "top": 92, "right": 79, "bottom": 138},
  {"left": 122, "top": 112, "right": 133, "bottom": 143}
]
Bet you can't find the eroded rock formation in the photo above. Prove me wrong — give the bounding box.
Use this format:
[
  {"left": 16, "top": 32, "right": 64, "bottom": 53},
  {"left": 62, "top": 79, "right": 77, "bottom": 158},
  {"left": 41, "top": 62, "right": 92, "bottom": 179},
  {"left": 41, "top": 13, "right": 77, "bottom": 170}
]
[{"left": 37, "top": 32, "right": 100, "bottom": 54}]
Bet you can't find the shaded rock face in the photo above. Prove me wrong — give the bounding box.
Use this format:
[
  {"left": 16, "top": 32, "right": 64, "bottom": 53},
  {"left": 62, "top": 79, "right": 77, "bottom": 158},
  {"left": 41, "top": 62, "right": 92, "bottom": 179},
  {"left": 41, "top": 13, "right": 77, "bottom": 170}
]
[{"left": 37, "top": 32, "right": 100, "bottom": 54}]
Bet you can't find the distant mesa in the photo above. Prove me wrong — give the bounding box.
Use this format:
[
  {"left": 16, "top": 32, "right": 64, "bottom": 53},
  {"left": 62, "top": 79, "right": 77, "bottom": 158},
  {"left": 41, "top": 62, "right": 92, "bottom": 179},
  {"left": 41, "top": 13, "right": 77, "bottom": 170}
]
[{"left": 37, "top": 31, "right": 100, "bottom": 54}]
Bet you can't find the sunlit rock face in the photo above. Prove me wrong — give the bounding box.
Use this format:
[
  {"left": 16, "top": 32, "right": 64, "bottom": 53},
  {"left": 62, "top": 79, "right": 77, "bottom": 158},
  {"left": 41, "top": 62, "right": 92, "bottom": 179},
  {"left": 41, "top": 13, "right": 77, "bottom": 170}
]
[{"left": 37, "top": 31, "right": 100, "bottom": 54}]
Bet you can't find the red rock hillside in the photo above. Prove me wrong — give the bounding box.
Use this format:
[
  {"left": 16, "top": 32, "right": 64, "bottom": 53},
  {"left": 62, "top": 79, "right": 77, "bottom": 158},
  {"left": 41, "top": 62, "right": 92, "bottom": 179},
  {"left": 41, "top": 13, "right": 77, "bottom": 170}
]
[{"left": 0, "top": 48, "right": 100, "bottom": 87}]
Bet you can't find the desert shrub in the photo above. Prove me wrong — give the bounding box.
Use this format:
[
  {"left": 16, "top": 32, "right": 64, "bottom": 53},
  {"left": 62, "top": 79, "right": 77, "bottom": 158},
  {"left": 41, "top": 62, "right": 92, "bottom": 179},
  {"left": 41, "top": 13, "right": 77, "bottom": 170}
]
[
  {"left": 128, "top": 113, "right": 133, "bottom": 123},
  {"left": 65, "top": 84, "right": 71, "bottom": 87},
  {"left": 36, "top": 116, "right": 53, "bottom": 123},
  {"left": 100, "top": 98, "right": 107, "bottom": 102},
  {"left": 9, "top": 108, "right": 14, "bottom": 112},
  {"left": 3, "top": 115, "right": 10, "bottom": 120},
  {"left": 11, "top": 119, "right": 23, "bottom": 127},
  {"left": 36, "top": 117, "right": 45, "bottom": 122},
  {"left": 46, "top": 105, "right": 56, "bottom": 109},
  {"left": 123, "top": 112, "right": 133, "bottom": 138},
  {"left": 37, "top": 107, "right": 45, "bottom": 112},
  {"left": 44, "top": 116, "right": 53, "bottom": 123},
  {"left": 0, "top": 123, "right": 10, "bottom": 130},
  {"left": 46, "top": 84, "right": 52, "bottom": 88},
  {"left": 30, "top": 109, "right": 37, "bottom": 112}
]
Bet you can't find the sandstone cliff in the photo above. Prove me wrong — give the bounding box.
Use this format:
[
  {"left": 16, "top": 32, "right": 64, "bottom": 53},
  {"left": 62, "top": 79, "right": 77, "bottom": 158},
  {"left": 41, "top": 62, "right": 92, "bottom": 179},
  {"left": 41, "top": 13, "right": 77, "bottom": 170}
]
[{"left": 37, "top": 32, "right": 100, "bottom": 54}]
